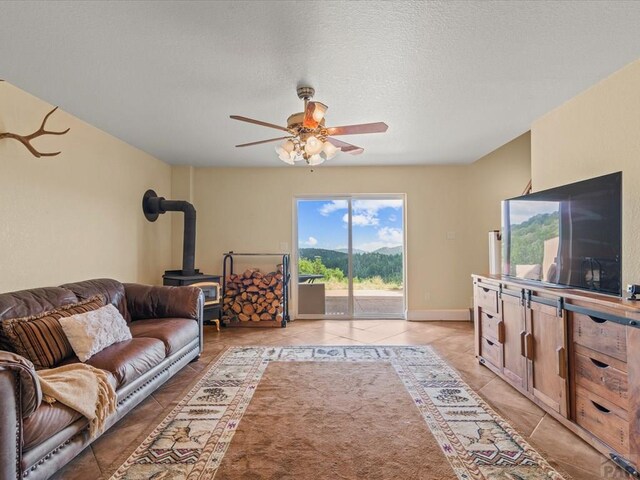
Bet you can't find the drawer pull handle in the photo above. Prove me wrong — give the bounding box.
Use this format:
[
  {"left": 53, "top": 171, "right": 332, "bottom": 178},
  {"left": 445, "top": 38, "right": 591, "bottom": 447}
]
[
  {"left": 485, "top": 339, "right": 495, "bottom": 347},
  {"left": 590, "top": 358, "right": 610, "bottom": 369},
  {"left": 482, "top": 287, "right": 490, "bottom": 293},
  {"left": 588, "top": 315, "right": 607, "bottom": 324},
  {"left": 520, "top": 330, "right": 527, "bottom": 357},
  {"left": 485, "top": 313, "right": 494, "bottom": 319},
  {"left": 591, "top": 400, "right": 611, "bottom": 414}
]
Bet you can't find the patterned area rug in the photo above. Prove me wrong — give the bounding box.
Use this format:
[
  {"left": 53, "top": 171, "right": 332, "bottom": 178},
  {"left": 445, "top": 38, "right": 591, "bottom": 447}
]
[{"left": 109, "top": 346, "right": 566, "bottom": 479}]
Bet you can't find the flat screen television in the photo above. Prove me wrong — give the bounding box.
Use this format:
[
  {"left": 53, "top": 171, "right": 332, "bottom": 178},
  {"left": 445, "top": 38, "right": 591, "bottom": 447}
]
[{"left": 502, "top": 172, "right": 622, "bottom": 296}]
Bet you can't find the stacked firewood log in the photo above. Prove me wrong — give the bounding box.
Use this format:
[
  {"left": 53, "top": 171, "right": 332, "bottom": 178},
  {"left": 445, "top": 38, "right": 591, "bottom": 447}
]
[{"left": 222, "top": 268, "right": 284, "bottom": 324}]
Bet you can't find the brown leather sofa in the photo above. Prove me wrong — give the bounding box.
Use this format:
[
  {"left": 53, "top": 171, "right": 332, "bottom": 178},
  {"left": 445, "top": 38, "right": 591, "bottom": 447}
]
[{"left": 0, "top": 279, "right": 204, "bottom": 480}]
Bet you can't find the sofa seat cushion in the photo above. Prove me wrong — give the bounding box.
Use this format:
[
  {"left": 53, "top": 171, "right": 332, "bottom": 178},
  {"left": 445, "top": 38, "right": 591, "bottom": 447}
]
[
  {"left": 129, "top": 318, "right": 198, "bottom": 356},
  {"left": 22, "top": 367, "right": 119, "bottom": 451},
  {"left": 22, "top": 402, "right": 85, "bottom": 451},
  {"left": 61, "top": 338, "right": 165, "bottom": 388}
]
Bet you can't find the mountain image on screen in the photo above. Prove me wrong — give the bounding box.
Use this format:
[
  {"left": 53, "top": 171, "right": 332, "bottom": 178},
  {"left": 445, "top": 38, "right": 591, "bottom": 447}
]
[{"left": 509, "top": 211, "right": 560, "bottom": 274}]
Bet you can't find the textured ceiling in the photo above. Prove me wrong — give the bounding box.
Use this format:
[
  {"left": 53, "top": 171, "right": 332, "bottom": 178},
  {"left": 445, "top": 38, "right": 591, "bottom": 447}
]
[{"left": 1, "top": 1, "right": 640, "bottom": 167}]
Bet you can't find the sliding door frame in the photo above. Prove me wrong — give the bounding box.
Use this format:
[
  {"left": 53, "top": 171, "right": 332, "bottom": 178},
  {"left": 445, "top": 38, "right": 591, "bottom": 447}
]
[{"left": 293, "top": 193, "right": 407, "bottom": 320}]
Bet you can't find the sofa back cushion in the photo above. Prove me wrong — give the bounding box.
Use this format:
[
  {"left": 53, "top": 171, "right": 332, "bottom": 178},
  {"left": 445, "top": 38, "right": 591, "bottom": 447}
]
[
  {"left": 60, "top": 279, "right": 131, "bottom": 322},
  {"left": 0, "top": 287, "right": 79, "bottom": 352},
  {"left": 1, "top": 296, "right": 104, "bottom": 369}
]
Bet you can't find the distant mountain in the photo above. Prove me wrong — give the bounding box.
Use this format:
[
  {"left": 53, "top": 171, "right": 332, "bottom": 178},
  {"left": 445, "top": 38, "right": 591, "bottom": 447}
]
[
  {"left": 335, "top": 248, "right": 366, "bottom": 254},
  {"left": 373, "top": 246, "right": 402, "bottom": 255}
]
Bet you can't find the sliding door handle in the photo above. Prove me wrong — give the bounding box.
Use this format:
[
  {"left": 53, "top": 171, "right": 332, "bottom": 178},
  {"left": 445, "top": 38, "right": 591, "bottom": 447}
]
[
  {"left": 524, "top": 332, "right": 534, "bottom": 360},
  {"left": 520, "top": 330, "right": 527, "bottom": 357},
  {"left": 556, "top": 346, "right": 566, "bottom": 379},
  {"left": 497, "top": 320, "right": 505, "bottom": 343}
]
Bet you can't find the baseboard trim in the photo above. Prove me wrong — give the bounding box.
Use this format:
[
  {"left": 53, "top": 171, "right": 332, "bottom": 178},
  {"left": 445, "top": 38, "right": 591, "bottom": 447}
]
[{"left": 408, "top": 309, "right": 471, "bottom": 321}]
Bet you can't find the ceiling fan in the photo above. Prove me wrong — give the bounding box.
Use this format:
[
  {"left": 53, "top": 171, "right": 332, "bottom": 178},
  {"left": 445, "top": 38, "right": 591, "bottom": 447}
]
[{"left": 230, "top": 86, "right": 388, "bottom": 165}]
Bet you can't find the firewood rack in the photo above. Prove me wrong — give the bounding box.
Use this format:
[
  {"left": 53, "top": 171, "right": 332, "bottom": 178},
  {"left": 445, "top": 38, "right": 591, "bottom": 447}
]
[{"left": 222, "top": 252, "right": 290, "bottom": 328}]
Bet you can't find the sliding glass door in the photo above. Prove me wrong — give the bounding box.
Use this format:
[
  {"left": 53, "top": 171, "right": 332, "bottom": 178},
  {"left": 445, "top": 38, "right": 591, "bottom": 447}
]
[{"left": 295, "top": 195, "right": 405, "bottom": 319}]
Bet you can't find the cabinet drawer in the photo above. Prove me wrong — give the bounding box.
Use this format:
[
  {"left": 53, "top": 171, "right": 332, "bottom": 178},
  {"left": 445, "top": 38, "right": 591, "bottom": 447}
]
[
  {"left": 575, "top": 387, "right": 628, "bottom": 453},
  {"left": 572, "top": 312, "right": 627, "bottom": 362},
  {"left": 476, "top": 285, "right": 499, "bottom": 314},
  {"left": 480, "top": 336, "right": 502, "bottom": 370},
  {"left": 480, "top": 311, "right": 502, "bottom": 342},
  {"left": 574, "top": 351, "right": 628, "bottom": 411}
]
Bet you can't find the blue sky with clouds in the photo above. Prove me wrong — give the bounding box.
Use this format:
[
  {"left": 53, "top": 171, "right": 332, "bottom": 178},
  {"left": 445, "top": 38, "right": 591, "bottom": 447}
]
[{"left": 297, "top": 199, "right": 404, "bottom": 252}]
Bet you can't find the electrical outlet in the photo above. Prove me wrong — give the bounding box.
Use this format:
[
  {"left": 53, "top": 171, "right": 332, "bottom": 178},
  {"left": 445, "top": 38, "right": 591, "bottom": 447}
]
[
  {"left": 424, "top": 292, "right": 431, "bottom": 302},
  {"left": 446, "top": 231, "right": 456, "bottom": 240}
]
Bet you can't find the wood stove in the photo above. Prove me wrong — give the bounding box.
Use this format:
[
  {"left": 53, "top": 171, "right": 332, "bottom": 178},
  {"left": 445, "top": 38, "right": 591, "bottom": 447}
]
[{"left": 142, "top": 190, "right": 221, "bottom": 325}]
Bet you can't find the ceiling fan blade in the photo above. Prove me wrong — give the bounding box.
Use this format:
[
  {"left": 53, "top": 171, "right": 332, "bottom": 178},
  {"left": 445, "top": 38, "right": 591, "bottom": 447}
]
[
  {"left": 230, "top": 115, "right": 290, "bottom": 133},
  {"left": 327, "top": 137, "right": 364, "bottom": 155},
  {"left": 235, "top": 136, "right": 292, "bottom": 148},
  {"left": 325, "top": 122, "right": 388, "bottom": 136},
  {"left": 303, "top": 101, "right": 328, "bottom": 129}
]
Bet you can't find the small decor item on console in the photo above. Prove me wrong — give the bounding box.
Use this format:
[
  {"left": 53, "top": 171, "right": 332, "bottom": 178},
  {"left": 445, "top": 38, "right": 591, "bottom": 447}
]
[
  {"left": 142, "top": 190, "right": 222, "bottom": 327},
  {"left": 0, "top": 105, "right": 70, "bottom": 157},
  {"left": 627, "top": 284, "right": 640, "bottom": 301}
]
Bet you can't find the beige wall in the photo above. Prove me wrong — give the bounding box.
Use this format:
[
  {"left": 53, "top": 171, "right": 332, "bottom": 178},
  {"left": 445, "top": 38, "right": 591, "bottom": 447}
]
[
  {"left": 531, "top": 59, "right": 640, "bottom": 290},
  {"left": 463, "top": 132, "right": 532, "bottom": 300},
  {"left": 0, "top": 82, "right": 173, "bottom": 292},
  {"left": 177, "top": 146, "right": 531, "bottom": 315}
]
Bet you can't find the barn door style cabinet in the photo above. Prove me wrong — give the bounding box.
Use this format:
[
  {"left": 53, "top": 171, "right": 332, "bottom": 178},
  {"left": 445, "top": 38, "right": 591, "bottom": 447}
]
[{"left": 473, "top": 274, "right": 640, "bottom": 477}]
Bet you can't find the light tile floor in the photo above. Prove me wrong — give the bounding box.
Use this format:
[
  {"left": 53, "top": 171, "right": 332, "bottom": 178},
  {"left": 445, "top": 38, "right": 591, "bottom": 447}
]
[{"left": 51, "top": 320, "right": 617, "bottom": 480}]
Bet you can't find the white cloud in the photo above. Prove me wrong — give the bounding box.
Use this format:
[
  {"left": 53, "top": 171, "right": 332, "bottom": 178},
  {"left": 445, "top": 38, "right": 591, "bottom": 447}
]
[
  {"left": 353, "top": 199, "right": 403, "bottom": 214},
  {"left": 321, "top": 198, "right": 403, "bottom": 228},
  {"left": 377, "top": 227, "right": 403, "bottom": 244},
  {"left": 355, "top": 227, "right": 403, "bottom": 252},
  {"left": 388, "top": 214, "right": 397, "bottom": 222},
  {"left": 343, "top": 212, "right": 379, "bottom": 227},
  {"left": 302, "top": 236, "right": 318, "bottom": 246},
  {"left": 349, "top": 199, "right": 403, "bottom": 227},
  {"left": 318, "top": 200, "right": 348, "bottom": 216}
]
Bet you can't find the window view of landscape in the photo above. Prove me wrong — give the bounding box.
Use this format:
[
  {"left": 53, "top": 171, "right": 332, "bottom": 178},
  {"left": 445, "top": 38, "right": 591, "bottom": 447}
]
[{"left": 297, "top": 198, "right": 404, "bottom": 317}]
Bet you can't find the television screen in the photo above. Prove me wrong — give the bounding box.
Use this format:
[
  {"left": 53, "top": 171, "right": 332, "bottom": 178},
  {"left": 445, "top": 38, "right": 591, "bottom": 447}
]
[{"left": 502, "top": 172, "right": 622, "bottom": 296}]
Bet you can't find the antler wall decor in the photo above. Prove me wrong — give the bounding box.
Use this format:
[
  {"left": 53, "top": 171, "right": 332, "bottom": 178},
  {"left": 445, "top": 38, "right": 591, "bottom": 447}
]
[{"left": 0, "top": 106, "right": 70, "bottom": 157}]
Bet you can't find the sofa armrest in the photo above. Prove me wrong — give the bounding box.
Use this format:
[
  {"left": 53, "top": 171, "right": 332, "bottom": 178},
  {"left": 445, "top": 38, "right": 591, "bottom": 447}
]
[
  {"left": 124, "top": 284, "right": 204, "bottom": 353},
  {"left": 0, "top": 351, "right": 42, "bottom": 480},
  {"left": 0, "top": 351, "right": 42, "bottom": 418}
]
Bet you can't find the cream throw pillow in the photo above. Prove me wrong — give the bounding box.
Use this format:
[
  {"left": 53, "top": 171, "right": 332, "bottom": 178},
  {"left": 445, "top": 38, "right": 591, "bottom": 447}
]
[{"left": 59, "top": 304, "right": 132, "bottom": 362}]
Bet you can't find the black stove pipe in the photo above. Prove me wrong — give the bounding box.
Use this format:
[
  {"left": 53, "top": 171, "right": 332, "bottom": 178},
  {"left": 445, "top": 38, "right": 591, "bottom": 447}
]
[{"left": 142, "top": 190, "right": 196, "bottom": 276}]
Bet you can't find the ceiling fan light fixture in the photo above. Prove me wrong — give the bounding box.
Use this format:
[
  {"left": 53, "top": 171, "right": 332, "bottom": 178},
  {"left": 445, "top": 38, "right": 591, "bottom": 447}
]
[
  {"left": 278, "top": 149, "right": 295, "bottom": 164},
  {"left": 322, "top": 140, "right": 339, "bottom": 159},
  {"left": 304, "top": 135, "right": 323, "bottom": 156},
  {"left": 312, "top": 102, "right": 328, "bottom": 123},
  {"left": 282, "top": 139, "right": 295, "bottom": 153},
  {"left": 308, "top": 154, "right": 324, "bottom": 166}
]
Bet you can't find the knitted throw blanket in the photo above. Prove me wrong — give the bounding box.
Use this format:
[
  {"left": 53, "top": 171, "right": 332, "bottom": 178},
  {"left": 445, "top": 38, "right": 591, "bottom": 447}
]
[{"left": 37, "top": 363, "right": 117, "bottom": 438}]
